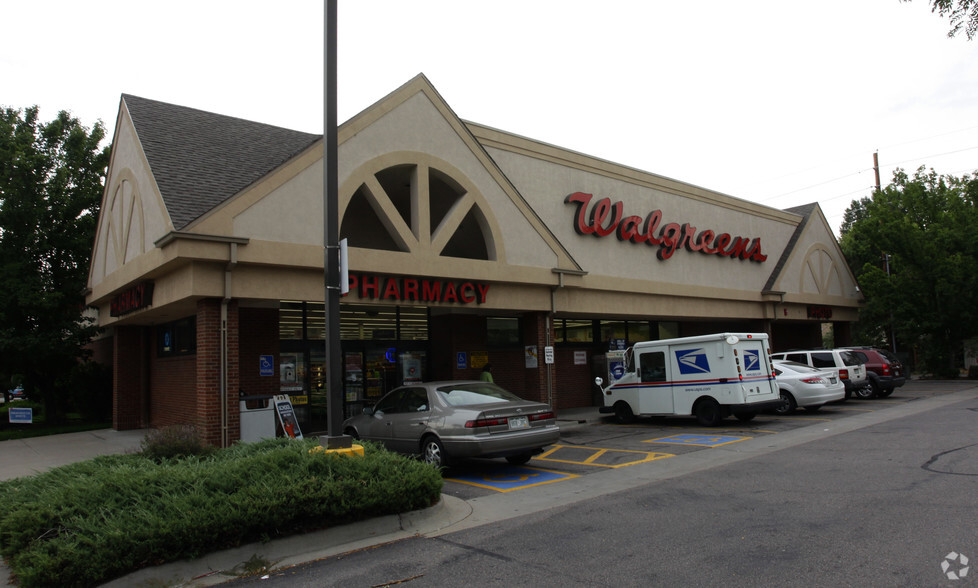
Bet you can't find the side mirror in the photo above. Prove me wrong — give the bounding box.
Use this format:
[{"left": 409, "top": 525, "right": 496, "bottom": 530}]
[{"left": 594, "top": 376, "right": 604, "bottom": 387}]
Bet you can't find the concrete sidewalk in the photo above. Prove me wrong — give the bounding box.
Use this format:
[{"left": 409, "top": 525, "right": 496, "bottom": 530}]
[{"left": 0, "top": 428, "right": 147, "bottom": 482}]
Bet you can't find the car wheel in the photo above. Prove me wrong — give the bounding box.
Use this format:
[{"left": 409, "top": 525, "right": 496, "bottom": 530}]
[
  {"left": 505, "top": 453, "right": 533, "bottom": 465},
  {"left": 614, "top": 401, "right": 635, "bottom": 424},
  {"left": 421, "top": 436, "right": 449, "bottom": 468},
  {"left": 343, "top": 427, "right": 360, "bottom": 440},
  {"left": 735, "top": 412, "right": 756, "bottom": 422},
  {"left": 878, "top": 387, "right": 894, "bottom": 398},
  {"left": 804, "top": 405, "right": 822, "bottom": 413},
  {"left": 694, "top": 398, "right": 724, "bottom": 427},
  {"left": 774, "top": 391, "right": 797, "bottom": 415},
  {"left": 867, "top": 379, "right": 881, "bottom": 398},
  {"left": 854, "top": 385, "right": 874, "bottom": 399}
]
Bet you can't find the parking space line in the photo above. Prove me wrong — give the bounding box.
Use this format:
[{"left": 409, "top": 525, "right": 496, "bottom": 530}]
[
  {"left": 644, "top": 433, "right": 751, "bottom": 447},
  {"left": 444, "top": 465, "right": 579, "bottom": 492},
  {"left": 535, "top": 445, "right": 674, "bottom": 468}
]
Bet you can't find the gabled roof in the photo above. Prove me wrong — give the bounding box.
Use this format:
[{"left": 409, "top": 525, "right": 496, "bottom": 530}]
[
  {"left": 123, "top": 94, "right": 321, "bottom": 230},
  {"left": 763, "top": 203, "right": 816, "bottom": 292}
]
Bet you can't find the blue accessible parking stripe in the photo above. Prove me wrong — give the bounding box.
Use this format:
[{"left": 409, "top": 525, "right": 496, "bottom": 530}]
[
  {"left": 445, "top": 465, "right": 578, "bottom": 492},
  {"left": 644, "top": 434, "right": 749, "bottom": 447}
]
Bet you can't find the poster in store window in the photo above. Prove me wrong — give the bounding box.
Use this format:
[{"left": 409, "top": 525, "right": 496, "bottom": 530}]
[{"left": 525, "top": 345, "right": 538, "bottom": 369}]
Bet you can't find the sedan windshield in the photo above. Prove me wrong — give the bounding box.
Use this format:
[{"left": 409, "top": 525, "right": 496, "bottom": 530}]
[{"left": 435, "top": 383, "right": 524, "bottom": 406}]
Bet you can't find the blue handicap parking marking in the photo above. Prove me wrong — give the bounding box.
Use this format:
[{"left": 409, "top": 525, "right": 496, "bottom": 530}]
[
  {"left": 645, "top": 433, "right": 749, "bottom": 447},
  {"left": 445, "top": 465, "right": 577, "bottom": 492}
]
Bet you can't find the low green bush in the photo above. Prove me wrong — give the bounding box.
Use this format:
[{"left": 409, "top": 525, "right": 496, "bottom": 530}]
[
  {"left": 139, "top": 424, "right": 217, "bottom": 461},
  {"left": 0, "top": 439, "right": 443, "bottom": 588}
]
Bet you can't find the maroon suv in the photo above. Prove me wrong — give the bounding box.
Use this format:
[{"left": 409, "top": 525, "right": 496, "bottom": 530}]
[{"left": 843, "top": 347, "right": 906, "bottom": 398}]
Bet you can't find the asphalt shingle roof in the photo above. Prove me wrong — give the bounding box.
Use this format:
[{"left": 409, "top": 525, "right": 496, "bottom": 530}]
[
  {"left": 123, "top": 95, "right": 321, "bottom": 230},
  {"left": 763, "top": 203, "right": 816, "bottom": 292}
]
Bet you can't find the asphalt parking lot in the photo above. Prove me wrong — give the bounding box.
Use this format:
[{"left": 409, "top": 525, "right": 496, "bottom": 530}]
[{"left": 439, "top": 382, "right": 950, "bottom": 499}]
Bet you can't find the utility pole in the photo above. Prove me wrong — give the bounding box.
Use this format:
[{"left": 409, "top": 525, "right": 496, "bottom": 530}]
[
  {"left": 873, "top": 151, "right": 881, "bottom": 192},
  {"left": 322, "top": 0, "right": 349, "bottom": 448}
]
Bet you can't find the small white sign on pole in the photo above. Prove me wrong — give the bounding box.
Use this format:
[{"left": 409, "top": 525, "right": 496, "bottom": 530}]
[{"left": 544, "top": 345, "right": 555, "bottom": 365}]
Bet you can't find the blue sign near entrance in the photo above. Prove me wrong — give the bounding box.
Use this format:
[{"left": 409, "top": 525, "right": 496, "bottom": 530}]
[
  {"left": 259, "top": 355, "right": 274, "bottom": 376},
  {"left": 456, "top": 352, "right": 467, "bottom": 370}
]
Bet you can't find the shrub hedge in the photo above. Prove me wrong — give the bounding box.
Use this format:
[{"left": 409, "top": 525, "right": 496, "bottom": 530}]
[{"left": 0, "top": 438, "right": 443, "bottom": 588}]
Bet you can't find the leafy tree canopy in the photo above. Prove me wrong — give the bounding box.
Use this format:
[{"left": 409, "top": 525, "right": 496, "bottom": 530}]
[
  {"left": 905, "top": 0, "right": 978, "bottom": 39},
  {"left": 840, "top": 167, "right": 978, "bottom": 376},
  {"left": 0, "top": 106, "right": 110, "bottom": 419}
]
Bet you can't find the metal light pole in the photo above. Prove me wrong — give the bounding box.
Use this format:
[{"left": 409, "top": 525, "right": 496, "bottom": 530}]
[{"left": 322, "top": 0, "right": 349, "bottom": 448}]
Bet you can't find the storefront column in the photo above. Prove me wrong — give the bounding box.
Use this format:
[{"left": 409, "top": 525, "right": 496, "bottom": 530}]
[
  {"left": 522, "top": 312, "right": 555, "bottom": 407},
  {"left": 196, "top": 299, "right": 240, "bottom": 447},
  {"left": 113, "top": 325, "right": 149, "bottom": 430}
]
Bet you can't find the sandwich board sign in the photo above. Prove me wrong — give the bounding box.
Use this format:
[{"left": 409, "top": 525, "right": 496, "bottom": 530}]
[{"left": 273, "top": 394, "right": 303, "bottom": 439}]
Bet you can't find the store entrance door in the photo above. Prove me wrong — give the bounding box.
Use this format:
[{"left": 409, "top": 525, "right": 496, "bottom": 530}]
[{"left": 342, "top": 344, "right": 428, "bottom": 413}]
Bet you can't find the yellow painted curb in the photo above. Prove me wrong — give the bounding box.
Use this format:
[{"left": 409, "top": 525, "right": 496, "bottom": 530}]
[{"left": 308, "top": 444, "right": 365, "bottom": 458}]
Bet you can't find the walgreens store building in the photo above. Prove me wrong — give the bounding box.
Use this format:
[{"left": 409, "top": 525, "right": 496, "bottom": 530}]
[{"left": 85, "top": 75, "right": 862, "bottom": 446}]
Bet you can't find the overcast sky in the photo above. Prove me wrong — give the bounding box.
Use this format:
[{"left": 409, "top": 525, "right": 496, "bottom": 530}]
[{"left": 5, "top": 0, "right": 977, "bottom": 234}]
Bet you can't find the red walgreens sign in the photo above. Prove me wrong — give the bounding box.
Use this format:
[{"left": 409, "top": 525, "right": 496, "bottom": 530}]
[{"left": 565, "top": 192, "right": 768, "bottom": 263}]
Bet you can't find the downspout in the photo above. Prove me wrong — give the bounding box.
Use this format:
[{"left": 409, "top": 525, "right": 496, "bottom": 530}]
[{"left": 221, "top": 243, "right": 238, "bottom": 448}]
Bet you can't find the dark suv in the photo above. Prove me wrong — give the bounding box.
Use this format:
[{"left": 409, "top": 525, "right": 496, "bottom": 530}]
[{"left": 842, "top": 347, "right": 906, "bottom": 398}]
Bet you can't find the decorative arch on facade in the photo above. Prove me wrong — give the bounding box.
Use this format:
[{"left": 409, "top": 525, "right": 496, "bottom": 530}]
[
  {"left": 799, "top": 244, "right": 843, "bottom": 296},
  {"left": 97, "top": 168, "right": 146, "bottom": 279},
  {"left": 339, "top": 153, "right": 503, "bottom": 262}
]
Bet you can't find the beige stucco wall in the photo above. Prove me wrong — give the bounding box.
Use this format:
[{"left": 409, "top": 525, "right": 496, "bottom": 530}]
[
  {"left": 89, "top": 106, "right": 172, "bottom": 290},
  {"left": 86, "top": 75, "right": 862, "bottom": 330},
  {"left": 483, "top": 143, "right": 799, "bottom": 294}
]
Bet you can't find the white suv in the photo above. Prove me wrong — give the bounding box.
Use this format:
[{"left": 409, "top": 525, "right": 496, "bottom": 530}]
[{"left": 769, "top": 349, "right": 869, "bottom": 399}]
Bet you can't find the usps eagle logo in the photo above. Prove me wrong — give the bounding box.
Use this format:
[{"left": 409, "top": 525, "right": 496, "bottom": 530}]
[
  {"left": 743, "top": 350, "right": 760, "bottom": 371},
  {"left": 676, "top": 348, "right": 710, "bottom": 374}
]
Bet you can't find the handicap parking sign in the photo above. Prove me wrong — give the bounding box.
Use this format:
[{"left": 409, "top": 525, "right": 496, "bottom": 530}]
[
  {"left": 259, "top": 355, "right": 274, "bottom": 376},
  {"left": 457, "top": 352, "right": 467, "bottom": 370}
]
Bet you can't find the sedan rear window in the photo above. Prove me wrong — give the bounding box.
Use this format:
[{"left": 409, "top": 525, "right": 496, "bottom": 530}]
[{"left": 436, "top": 383, "right": 523, "bottom": 406}]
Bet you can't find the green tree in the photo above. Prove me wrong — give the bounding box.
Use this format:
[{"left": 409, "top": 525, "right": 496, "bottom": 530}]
[
  {"left": 840, "top": 167, "right": 978, "bottom": 377},
  {"left": 904, "top": 0, "right": 978, "bottom": 39},
  {"left": 0, "top": 106, "right": 111, "bottom": 422}
]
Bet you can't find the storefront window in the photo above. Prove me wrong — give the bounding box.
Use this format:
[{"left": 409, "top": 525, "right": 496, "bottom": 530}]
[
  {"left": 630, "top": 322, "right": 652, "bottom": 342},
  {"left": 157, "top": 317, "right": 196, "bottom": 356},
  {"left": 487, "top": 317, "right": 521, "bottom": 347},
  {"left": 658, "top": 321, "right": 680, "bottom": 340},
  {"left": 556, "top": 318, "right": 595, "bottom": 343},
  {"left": 279, "top": 301, "right": 305, "bottom": 340},
  {"left": 397, "top": 306, "right": 429, "bottom": 340},
  {"left": 600, "top": 320, "right": 627, "bottom": 346},
  {"left": 341, "top": 305, "right": 398, "bottom": 340}
]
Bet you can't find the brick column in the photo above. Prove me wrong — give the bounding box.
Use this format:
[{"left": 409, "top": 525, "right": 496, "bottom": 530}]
[
  {"left": 522, "top": 312, "right": 556, "bottom": 407},
  {"left": 195, "top": 299, "right": 240, "bottom": 447},
  {"left": 113, "top": 326, "right": 148, "bottom": 430}
]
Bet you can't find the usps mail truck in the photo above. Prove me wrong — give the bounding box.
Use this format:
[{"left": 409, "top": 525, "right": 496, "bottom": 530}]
[{"left": 596, "top": 333, "right": 782, "bottom": 426}]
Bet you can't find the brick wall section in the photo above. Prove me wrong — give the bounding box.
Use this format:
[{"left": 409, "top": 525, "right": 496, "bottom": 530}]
[
  {"left": 149, "top": 351, "right": 197, "bottom": 428},
  {"left": 113, "top": 326, "right": 147, "bottom": 430},
  {"left": 555, "top": 347, "right": 595, "bottom": 408},
  {"left": 194, "top": 299, "right": 240, "bottom": 447},
  {"left": 239, "top": 307, "right": 280, "bottom": 399}
]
